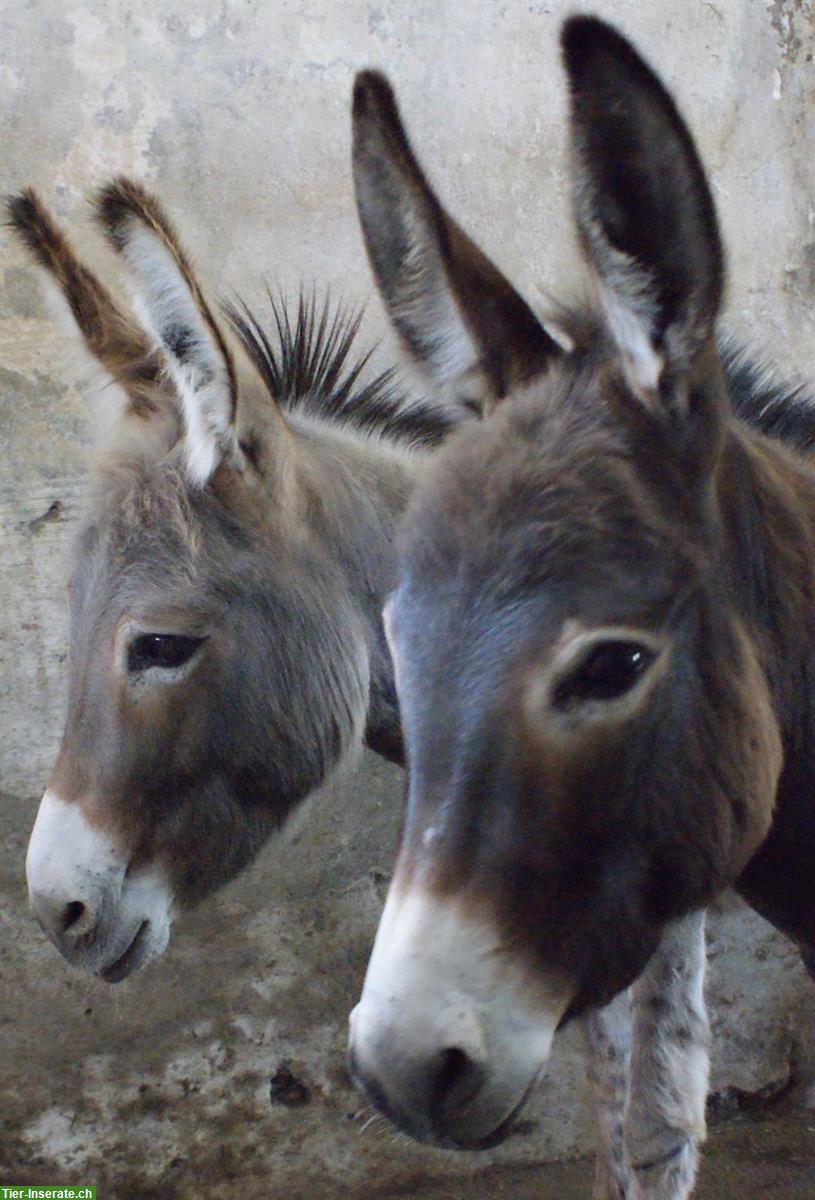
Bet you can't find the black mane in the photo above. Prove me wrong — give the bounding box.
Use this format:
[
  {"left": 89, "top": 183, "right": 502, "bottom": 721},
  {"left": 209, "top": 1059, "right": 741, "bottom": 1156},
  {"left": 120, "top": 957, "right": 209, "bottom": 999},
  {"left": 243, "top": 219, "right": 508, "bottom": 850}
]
[
  {"left": 721, "top": 336, "right": 815, "bottom": 453},
  {"left": 227, "top": 294, "right": 815, "bottom": 455},
  {"left": 225, "top": 290, "right": 457, "bottom": 448}
]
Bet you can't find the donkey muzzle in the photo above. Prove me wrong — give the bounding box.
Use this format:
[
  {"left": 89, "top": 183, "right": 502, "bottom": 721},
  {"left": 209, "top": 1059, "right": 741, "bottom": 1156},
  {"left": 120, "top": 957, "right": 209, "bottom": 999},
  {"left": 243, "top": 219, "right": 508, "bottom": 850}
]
[
  {"left": 347, "top": 884, "right": 571, "bottom": 1148},
  {"left": 26, "top": 789, "right": 172, "bottom": 980}
]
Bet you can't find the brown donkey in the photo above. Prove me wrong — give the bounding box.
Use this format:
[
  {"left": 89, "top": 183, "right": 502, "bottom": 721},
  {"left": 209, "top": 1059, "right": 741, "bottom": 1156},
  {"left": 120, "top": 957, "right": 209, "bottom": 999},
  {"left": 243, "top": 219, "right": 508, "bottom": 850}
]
[
  {"left": 10, "top": 181, "right": 459, "bottom": 982},
  {"left": 348, "top": 17, "right": 815, "bottom": 1199},
  {"left": 11, "top": 177, "right": 659, "bottom": 1196}
]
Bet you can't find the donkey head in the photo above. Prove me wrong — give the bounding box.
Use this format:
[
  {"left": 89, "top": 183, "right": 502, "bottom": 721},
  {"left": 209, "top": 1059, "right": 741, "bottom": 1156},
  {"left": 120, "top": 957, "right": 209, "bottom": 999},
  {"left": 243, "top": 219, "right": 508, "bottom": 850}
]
[
  {"left": 349, "top": 19, "right": 783, "bottom": 1148},
  {"left": 12, "top": 183, "right": 370, "bottom": 981}
]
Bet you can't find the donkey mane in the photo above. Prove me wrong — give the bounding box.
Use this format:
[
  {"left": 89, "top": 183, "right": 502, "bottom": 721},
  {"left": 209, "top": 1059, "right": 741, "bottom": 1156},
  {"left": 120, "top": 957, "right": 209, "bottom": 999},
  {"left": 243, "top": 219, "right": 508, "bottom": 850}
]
[
  {"left": 229, "top": 285, "right": 815, "bottom": 460},
  {"left": 536, "top": 300, "right": 815, "bottom": 455},
  {"left": 720, "top": 337, "right": 815, "bottom": 453},
  {"left": 226, "top": 290, "right": 458, "bottom": 449}
]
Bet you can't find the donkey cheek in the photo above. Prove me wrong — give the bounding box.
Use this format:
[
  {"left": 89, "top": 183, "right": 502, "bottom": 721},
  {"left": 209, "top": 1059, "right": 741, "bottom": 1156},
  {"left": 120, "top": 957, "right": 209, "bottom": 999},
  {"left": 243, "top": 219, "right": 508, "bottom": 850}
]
[
  {"left": 720, "top": 702, "right": 783, "bottom": 875},
  {"left": 727, "top": 763, "right": 781, "bottom": 873}
]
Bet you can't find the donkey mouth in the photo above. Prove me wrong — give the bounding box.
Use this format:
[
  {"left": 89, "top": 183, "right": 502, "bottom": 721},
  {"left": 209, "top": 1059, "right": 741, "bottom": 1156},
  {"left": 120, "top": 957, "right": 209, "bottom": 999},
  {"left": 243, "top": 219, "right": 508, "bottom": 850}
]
[
  {"left": 435, "top": 1072, "right": 542, "bottom": 1152},
  {"left": 348, "top": 1046, "right": 539, "bottom": 1152},
  {"left": 100, "top": 919, "right": 151, "bottom": 983}
]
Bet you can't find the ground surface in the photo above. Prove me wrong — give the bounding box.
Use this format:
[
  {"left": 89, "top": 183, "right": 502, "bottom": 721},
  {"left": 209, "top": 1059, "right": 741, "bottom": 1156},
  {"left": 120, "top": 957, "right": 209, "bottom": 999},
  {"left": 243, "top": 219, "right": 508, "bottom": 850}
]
[
  {"left": 3, "top": 771, "right": 815, "bottom": 1200},
  {"left": 4, "top": 1109, "right": 814, "bottom": 1198},
  {"left": 388, "top": 1110, "right": 815, "bottom": 1200}
]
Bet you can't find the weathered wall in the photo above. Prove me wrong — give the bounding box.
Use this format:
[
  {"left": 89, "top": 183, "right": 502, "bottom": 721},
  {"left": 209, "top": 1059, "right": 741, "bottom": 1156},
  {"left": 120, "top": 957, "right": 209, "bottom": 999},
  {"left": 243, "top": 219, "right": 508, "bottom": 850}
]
[{"left": 2, "top": 1, "right": 815, "bottom": 1196}]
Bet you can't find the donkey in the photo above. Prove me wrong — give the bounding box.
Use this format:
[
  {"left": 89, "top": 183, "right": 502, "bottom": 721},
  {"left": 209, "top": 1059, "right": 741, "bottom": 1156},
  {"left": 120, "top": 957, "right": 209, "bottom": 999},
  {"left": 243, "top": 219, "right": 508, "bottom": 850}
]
[
  {"left": 347, "top": 17, "right": 815, "bottom": 1200},
  {"left": 11, "top": 177, "right": 669, "bottom": 1197},
  {"left": 9, "top": 174, "right": 711, "bottom": 1197},
  {"left": 10, "top": 179, "right": 459, "bottom": 983}
]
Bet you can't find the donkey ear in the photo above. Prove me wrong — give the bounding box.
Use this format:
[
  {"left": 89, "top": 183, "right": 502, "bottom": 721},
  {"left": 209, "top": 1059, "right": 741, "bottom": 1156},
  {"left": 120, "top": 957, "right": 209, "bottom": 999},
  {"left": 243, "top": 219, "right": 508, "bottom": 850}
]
[
  {"left": 352, "top": 71, "right": 559, "bottom": 413},
  {"left": 6, "top": 188, "right": 164, "bottom": 422},
  {"left": 95, "top": 177, "right": 243, "bottom": 485},
  {"left": 562, "top": 18, "right": 724, "bottom": 416}
]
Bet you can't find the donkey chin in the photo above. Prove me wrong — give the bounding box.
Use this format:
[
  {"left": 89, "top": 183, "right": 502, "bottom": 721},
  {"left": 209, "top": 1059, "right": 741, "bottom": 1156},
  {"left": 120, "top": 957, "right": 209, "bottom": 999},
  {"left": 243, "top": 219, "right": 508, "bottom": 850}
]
[
  {"left": 347, "top": 888, "right": 573, "bottom": 1149},
  {"left": 25, "top": 790, "right": 173, "bottom": 983}
]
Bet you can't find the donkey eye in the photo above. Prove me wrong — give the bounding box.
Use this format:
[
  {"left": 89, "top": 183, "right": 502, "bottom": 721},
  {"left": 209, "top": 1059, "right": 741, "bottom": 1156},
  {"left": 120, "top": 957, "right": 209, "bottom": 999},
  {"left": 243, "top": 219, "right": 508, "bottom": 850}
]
[
  {"left": 552, "top": 641, "right": 655, "bottom": 710},
  {"left": 127, "top": 634, "right": 205, "bottom": 673}
]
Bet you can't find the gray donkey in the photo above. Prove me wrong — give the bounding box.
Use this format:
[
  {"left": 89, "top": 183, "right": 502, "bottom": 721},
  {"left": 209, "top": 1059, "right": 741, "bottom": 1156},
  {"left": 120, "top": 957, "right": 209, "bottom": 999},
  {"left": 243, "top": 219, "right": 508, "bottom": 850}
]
[
  {"left": 10, "top": 156, "right": 786, "bottom": 1198},
  {"left": 348, "top": 18, "right": 815, "bottom": 1200},
  {"left": 10, "top": 180, "right": 456, "bottom": 979}
]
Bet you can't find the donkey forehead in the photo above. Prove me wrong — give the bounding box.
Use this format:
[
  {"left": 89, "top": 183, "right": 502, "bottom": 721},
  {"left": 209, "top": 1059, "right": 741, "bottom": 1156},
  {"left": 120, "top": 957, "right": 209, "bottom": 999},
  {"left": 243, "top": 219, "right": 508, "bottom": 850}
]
[
  {"left": 73, "top": 464, "right": 243, "bottom": 601},
  {"left": 398, "top": 397, "right": 689, "bottom": 603},
  {"left": 69, "top": 541, "right": 211, "bottom": 638}
]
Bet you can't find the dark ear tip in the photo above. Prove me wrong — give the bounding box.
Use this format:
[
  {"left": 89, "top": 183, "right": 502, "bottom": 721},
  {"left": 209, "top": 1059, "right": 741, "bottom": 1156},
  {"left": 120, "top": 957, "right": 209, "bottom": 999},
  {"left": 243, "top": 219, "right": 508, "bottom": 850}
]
[
  {"left": 6, "top": 187, "right": 39, "bottom": 231},
  {"left": 353, "top": 69, "right": 398, "bottom": 123},
  {"left": 5, "top": 188, "right": 57, "bottom": 258},
  {"left": 561, "top": 15, "right": 634, "bottom": 75},
  {"left": 94, "top": 176, "right": 148, "bottom": 245},
  {"left": 94, "top": 178, "right": 128, "bottom": 228}
]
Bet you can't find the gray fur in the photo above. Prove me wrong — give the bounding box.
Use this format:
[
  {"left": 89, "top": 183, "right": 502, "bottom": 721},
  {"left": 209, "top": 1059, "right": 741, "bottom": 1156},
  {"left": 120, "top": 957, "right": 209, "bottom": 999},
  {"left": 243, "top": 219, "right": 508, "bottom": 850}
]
[
  {"left": 10, "top": 183, "right": 433, "bottom": 915},
  {"left": 584, "top": 993, "right": 640, "bottom": 1200},
  {"left": 629, "top": 912, "right": 709, "bottom": 1200},
  {"left": 584, "top": 916, "right": 708, "bottom": 1200}
]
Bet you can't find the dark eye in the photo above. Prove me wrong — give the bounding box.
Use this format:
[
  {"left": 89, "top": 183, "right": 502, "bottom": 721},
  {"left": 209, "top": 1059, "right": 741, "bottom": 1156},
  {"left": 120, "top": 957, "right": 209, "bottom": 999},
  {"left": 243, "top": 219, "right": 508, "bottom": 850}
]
[
  {"left": 552, "top": 641, "right": 655, "bottom": 711},
  {"left": 127, "top": 634, "right": 206, "bottom": 673}
]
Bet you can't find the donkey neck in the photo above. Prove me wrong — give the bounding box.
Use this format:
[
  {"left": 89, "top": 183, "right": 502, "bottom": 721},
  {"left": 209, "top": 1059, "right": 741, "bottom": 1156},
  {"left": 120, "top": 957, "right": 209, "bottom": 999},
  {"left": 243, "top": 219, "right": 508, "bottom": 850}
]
[
  {"left": 724, "top": 419, "right": 815, "bottom": 946},
  {"left": 719, "top": 422, "right": 815, "bottom": 709},
  {"left": 286, "top": 412, "right": 430, "bottom": 764}
]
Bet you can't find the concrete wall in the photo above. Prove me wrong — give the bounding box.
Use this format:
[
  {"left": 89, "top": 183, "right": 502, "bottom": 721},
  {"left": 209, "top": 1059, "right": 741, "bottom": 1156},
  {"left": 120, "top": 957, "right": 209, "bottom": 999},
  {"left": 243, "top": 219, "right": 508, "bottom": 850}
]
[{"left": 2, "top": 1, "right": 815, "bottom": 1196}]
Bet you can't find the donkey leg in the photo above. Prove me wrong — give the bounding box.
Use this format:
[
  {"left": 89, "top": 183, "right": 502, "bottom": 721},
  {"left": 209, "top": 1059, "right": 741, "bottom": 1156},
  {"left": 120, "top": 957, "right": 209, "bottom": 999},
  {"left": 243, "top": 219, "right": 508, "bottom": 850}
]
[
  {"left": 628, "top": 910, "right": 709, "bottom": 1200},
  {"left": 583, "top": 990, "right": 641, "bottom": 1200}
]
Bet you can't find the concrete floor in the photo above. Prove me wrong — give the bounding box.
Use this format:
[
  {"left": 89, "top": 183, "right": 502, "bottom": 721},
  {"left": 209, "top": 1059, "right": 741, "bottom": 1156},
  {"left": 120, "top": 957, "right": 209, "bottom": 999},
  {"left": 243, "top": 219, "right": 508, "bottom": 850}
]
[
  {"left": 391, "top": 1110, "right": 815, "bottom": 1200},
  {"left": 5, "top": 1105, "right": 814, "bottom": 1199},
  {"left": 3, "top": 768, "right": 815, "bottom": 1200}
]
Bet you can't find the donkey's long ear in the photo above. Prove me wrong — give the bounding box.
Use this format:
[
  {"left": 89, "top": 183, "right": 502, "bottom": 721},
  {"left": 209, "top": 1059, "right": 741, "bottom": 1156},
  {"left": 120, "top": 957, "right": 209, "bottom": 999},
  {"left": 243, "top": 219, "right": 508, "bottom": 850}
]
[
  {"left": 353, "top": 71, "right": 559, "bottom": 413},
  {"left": 6, "top": 189, "right": 164, "bottom": 420},
  {"left": 562, "top": 18, "right": 725, "bottom": 429},
  {"left": 95, "top": 178, "right": 242, "bottom": 485}
]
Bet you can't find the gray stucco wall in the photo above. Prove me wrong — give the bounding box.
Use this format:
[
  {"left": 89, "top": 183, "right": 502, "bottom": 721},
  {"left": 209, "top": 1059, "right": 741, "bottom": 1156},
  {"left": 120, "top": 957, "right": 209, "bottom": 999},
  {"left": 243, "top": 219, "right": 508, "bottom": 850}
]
[{"left": 2, "top": 1, "right": 815, "bottom": 1196}]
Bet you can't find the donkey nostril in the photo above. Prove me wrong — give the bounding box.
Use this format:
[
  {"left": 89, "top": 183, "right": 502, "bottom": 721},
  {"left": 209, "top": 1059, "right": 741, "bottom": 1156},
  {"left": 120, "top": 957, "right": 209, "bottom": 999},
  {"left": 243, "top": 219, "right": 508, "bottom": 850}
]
[
  {"left": 431, "top": 1046, "right": 485, "bottom": 1118},
  {"left": 62, "top": 901, "right": 87, "bottom": 933}
]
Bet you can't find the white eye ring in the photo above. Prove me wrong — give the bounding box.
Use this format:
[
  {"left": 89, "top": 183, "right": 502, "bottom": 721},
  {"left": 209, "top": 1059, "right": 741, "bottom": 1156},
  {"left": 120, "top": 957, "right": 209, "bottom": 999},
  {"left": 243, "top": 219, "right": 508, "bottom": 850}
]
[
  {"left": 114, "top": 618, "right": 209, "bottom": 686},
  {"left": 127, "top": 632, "right": 207, "bottom": 674},
  {"left": 524, "top": 622, "right": 668, "bottom": 731},
  {"left": 551, "top": 639, "right": 656, "bottom": 710}
]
